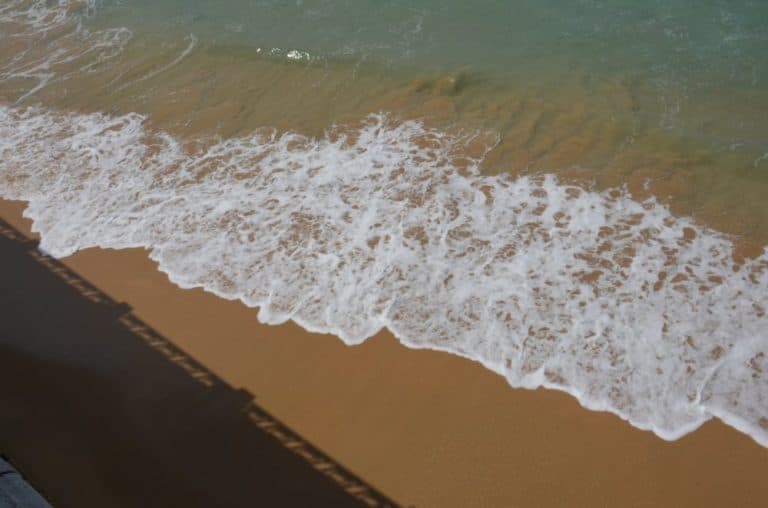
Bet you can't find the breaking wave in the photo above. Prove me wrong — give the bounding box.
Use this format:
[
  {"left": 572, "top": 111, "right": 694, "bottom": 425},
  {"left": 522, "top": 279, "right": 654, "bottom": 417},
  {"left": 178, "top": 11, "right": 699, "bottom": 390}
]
[
  {"left": 1, "top": 0, "right": 767, "bottom": 448},
  {"left": 1, "top": 104, "right": 766, "bottom": 447}
]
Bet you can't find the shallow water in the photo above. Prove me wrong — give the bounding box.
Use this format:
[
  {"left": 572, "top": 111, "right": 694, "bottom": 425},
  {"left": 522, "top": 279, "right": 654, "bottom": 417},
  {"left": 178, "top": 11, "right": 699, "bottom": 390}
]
[{"left": 1, "top": 0, "right": 767, "bottom": 446}]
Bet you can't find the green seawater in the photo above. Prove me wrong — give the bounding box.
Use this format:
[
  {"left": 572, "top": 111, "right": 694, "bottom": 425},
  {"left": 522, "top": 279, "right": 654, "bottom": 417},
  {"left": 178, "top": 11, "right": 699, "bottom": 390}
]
[{"left": 88, "top": 0, "right": 768, "bottom": 150}]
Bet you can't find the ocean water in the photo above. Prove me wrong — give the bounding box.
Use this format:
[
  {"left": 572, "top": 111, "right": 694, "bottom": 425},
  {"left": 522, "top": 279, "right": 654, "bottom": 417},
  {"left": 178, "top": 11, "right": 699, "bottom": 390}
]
[{"left": 1, "top": 0, "right": 767, "bottom": 446}]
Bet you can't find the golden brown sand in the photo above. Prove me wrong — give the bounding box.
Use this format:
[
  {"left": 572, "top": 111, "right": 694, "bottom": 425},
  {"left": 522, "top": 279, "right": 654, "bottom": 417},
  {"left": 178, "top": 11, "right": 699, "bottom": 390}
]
[{"left": 2, "top": 198, "right": 767, "bottom": 507}]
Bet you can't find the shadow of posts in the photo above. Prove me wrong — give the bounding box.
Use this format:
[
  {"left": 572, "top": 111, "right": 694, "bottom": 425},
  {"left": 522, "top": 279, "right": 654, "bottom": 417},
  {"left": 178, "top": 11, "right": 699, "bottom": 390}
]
[{"left": 0, "top": 218, "right": 398, "bottom": 508}]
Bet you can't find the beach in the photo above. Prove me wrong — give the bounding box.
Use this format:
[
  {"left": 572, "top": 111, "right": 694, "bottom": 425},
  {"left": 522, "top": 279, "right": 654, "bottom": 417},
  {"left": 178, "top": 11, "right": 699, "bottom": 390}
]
[
  {"left": 2, "top": 1, "right": 768, "bottom": 505},
  {"left": 3, "top": 198, "right": 767, "bottom": 507},
  {"left": 0, "top": 210, "right": 387, "bottom": 507}
]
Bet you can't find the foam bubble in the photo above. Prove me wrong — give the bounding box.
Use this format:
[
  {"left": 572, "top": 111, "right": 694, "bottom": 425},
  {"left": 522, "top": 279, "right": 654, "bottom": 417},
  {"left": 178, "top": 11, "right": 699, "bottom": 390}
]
[
  {"left": 1, "top": 103, "right": 766, "bottom": 447},
  {"left": 0, "top": 0, "right": 131, "bottom": 103}
]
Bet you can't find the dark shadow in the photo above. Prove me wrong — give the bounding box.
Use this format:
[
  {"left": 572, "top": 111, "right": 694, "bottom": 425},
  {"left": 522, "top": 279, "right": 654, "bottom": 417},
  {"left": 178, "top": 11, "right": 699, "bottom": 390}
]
[{"left": 0, "top": 219, "right": 398, "bottom": 508}]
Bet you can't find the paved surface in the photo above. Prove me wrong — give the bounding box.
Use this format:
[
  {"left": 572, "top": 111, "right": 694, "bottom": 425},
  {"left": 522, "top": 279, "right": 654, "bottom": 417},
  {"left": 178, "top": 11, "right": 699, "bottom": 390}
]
[{"left": 0, "top": 458, "right": 52, "bottom": 508}]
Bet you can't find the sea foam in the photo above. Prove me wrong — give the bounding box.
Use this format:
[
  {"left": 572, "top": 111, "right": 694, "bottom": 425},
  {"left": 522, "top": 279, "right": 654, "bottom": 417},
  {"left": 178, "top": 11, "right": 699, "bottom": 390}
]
[
  {"left": 0, "top": 104, "right": 766, "bottom": 447},
  {"left": 0, "top": 0, "right": 131, "bottom": 103}
]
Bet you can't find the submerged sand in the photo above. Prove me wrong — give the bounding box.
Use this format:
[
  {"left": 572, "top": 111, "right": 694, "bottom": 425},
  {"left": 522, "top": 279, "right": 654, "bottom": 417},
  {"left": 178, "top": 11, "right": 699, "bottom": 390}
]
[{"left": 3, "top": 198, "right": 766, "bottom": 507}]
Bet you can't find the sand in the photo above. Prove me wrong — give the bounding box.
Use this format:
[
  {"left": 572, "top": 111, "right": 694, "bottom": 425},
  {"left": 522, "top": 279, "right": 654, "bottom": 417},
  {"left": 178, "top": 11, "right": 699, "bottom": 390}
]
[
  {"left": 2, "top": 198, "right": 767, "bottom": 507},
  {"left": 0, "top": 225, "right": 383, "bottom": 507}
]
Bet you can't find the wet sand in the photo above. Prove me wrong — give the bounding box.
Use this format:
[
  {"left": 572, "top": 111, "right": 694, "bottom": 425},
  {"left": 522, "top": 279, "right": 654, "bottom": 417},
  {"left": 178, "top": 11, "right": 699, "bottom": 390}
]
[{"left": 2, "top": 198, "right": 767, "bottom": 507}]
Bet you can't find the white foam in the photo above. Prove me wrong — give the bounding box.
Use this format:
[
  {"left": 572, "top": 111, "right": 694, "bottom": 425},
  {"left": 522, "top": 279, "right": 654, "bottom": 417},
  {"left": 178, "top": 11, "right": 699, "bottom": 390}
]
[
  {"left": 113, "top": 34, "right": 197, "bottom": 93},
  {"left": 0, "top": 0, "right": 131, "bottom": 103},
  {"left": 1, "top": 104, "right": 767, "bottom": 447},
  {"left": 255, "top": 47, "right": 316, "bottom": 63}
]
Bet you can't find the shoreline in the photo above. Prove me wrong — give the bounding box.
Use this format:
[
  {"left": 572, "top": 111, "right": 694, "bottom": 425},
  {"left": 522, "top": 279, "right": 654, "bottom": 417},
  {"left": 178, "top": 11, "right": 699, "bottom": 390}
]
[
  {"left": 0, "top": 214, "right": 390, "bottom": 507},
  {"left": 3, "top": 198, "right": 767, "bottom": 507}
]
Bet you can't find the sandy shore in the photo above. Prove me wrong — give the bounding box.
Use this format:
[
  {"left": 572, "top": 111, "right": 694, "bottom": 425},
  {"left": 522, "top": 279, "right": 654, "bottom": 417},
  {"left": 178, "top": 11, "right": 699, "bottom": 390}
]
[
  {"left": 0, "top": 220, "right": 380, "bottom": 507},
  {"left": 2, "top": 198, "right": 766, "bottom": 507}
]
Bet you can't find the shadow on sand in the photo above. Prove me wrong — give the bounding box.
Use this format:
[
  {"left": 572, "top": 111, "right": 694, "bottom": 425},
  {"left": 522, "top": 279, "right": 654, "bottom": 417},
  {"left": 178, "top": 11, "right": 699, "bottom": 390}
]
[{"left": 0, "top": 218, "right": 398, "bottom": 508}]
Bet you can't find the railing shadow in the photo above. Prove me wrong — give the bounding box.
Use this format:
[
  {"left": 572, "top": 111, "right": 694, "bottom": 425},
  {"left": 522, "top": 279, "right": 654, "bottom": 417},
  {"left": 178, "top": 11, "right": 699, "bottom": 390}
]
[{"left": 0, "top": 218, "right": 398, "bottom": 508}]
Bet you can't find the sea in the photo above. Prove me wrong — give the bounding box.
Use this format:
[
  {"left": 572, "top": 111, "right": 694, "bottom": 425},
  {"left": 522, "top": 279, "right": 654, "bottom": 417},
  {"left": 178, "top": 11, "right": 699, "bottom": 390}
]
[{"left": 1, "top": 0, "right": 767, "bottom": 446}]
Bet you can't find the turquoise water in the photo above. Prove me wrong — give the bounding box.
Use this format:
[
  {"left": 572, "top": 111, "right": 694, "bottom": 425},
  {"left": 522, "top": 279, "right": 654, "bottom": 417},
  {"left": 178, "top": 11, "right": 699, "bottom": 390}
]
[
  {"left": 87, "top": 0, "right": 768, "bottom": 155},
  {"left": 99, "top": 0, "right": 767, "bottom": 78}
]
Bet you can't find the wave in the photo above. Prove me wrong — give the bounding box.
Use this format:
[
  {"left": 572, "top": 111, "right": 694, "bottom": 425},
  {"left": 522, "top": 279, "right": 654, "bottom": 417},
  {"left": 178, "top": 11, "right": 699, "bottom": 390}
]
[
  {"left": 1, "top": 104, "right": 766, "bottom": 447},
  {"left": 2, "top": 0, "right": 767, "bottom": 448}
]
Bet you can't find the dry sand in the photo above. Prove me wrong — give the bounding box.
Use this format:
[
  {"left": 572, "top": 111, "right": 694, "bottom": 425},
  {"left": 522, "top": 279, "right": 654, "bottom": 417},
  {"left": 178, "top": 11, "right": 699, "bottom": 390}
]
[{"left": 2, "top": 198, "right": 767, "bottom": 507}]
